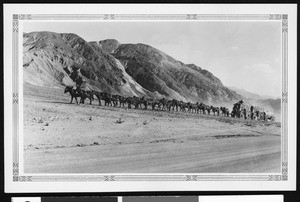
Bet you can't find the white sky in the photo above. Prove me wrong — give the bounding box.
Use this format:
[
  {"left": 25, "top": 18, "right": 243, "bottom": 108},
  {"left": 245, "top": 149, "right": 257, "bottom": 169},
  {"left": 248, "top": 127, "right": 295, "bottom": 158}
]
[{"left": 24, "top": 21, "right": 282, "bottom": 98}]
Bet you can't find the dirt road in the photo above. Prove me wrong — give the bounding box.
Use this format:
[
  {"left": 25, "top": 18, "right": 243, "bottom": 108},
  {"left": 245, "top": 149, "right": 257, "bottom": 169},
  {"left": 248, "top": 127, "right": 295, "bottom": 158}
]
[{"left": 23, "top": 84, "right": 281, "bottom": 173}]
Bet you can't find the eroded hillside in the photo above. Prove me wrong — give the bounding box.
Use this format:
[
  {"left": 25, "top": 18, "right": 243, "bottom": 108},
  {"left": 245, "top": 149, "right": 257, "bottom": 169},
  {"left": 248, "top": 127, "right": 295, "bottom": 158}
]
[{"left": 23, "top": 31, "right": 243, "bottom": 104}]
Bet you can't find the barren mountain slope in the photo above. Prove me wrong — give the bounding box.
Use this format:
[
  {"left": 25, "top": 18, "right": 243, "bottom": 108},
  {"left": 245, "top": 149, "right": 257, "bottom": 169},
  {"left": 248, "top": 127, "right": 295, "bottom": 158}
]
[
  {"left": 23, "top": 32, "right": 150, "bottom": 96},
  {"left": 24, "top": 31, "right": 242, "bottom": 103},
  {"left": 112, "top": 43, "right": 241, "bottom": 103}
]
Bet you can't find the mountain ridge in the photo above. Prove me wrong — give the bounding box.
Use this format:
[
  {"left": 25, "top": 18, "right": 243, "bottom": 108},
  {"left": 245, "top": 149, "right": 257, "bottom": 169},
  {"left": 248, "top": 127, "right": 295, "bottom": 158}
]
[{"left": 23, "top": 31, "right": 247, "bottom": 105}]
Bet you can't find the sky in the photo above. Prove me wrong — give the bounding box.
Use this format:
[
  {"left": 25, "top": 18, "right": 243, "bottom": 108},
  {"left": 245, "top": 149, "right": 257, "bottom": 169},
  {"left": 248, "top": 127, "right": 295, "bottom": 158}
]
[{"left": 24, "top": 21, "right": 282, "bottom": 98}]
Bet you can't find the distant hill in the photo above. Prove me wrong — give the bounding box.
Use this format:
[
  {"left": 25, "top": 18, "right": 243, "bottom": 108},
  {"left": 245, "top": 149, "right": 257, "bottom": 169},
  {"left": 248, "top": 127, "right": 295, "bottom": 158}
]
[
  {"left": 229, "top": 86, "right": 280, "bottom": 100},
  {"left": 257, "top": 98, "right": 281, "bottom": 113}
]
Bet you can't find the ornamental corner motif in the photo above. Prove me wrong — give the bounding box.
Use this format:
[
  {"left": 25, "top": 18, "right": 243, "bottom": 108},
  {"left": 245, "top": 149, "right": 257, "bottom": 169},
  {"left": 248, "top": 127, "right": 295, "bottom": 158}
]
[
  {"left": 268, "top": 175, "right": 282, "bottom": 181},
  {"left": 19, "top": 14, "right": 32, "bottom": 20},
  {"left": 269, "top": 14, "right": 282, "bottom": 20}
]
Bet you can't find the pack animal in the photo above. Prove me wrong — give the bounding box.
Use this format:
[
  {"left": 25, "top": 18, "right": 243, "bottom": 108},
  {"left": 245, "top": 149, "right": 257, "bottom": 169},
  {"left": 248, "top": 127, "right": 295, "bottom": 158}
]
[{"left": 64, "top": 86, "right": 86, "bottom": 104}]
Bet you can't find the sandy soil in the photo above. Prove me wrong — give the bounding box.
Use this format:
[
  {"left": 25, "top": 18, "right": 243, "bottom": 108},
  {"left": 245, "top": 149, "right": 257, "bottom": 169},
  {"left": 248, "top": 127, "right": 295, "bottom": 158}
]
[{"left": 23, "top": 84, "right": 281, "bottom": 173}]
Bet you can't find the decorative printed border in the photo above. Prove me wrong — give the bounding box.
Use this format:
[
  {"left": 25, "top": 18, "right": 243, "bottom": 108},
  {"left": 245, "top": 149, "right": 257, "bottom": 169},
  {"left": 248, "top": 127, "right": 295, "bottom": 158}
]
[
  {"left": 12, "top": 14, "right": 288, "bottom": 182},
  {"left": 281, "top": 14, "right": 288, "bottom": 181},
  {"left": 12, "top": 14, "right": 20, "bottom": 180}
]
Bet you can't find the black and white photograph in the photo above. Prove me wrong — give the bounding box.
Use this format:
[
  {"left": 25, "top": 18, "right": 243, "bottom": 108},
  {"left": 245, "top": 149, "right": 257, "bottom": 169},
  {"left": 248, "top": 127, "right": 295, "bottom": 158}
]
[
  {"left": 4, "top": 4, "right": 297, "bottom": 192},
  {"left": 22, "top": 20, "right": 283, "bottom": 173}
]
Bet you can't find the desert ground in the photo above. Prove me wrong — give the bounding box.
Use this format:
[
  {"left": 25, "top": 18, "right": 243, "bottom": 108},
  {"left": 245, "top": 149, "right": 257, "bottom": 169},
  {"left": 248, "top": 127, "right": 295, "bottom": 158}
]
[{"left": 23, "top": 83, "right": 281, "bottom": 173}]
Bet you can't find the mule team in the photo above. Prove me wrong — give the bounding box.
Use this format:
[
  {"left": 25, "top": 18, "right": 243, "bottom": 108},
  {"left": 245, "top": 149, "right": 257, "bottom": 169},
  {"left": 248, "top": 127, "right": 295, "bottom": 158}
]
[{"left": 64, "top": 86, "right": 274, "bottom": 121}]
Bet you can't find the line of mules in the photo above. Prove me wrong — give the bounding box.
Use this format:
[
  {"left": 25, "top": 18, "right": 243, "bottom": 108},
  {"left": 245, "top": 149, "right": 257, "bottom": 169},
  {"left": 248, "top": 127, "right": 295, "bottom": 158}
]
[
  {"left": 64, "top": 86, "right": 94, "bottom": 105},
  {"left": 64, "top": 86, "right": 231, "bottom": 116},
  {"left": 64, "top": 87, "right": 274, "bottom": 121}
]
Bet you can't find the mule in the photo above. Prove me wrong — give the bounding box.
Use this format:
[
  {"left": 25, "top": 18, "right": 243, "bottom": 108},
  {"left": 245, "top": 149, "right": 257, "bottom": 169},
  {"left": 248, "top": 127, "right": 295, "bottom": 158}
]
[
  {"left": 102, "top": 92, "right": 116, "bottom": 107},
  {"left": 82, "top": 90, "right": 94, "bottom": 105},
  {"left": 171, "top": 99, "right": 180, "bottom": 111},
  {"left": 117, "top": 95, "right": 127, "bottom": 108},
  {"left": 64, "top": 86, "right": 85, "bottom": 104},
  {"left": 210, "top": 106, "right": 220, "bottom": 116},
  {"left": 126, "top": 97, "right": 140, "bottom": 109},
  {"left": 158, "top": 98, "right": 167, "bottom": 111},
  {"left": 140, "top": 97, "right": 149, "bottom": 110},
  {"left": 93, "top": 91, "right": 104, "bottom": 106}
]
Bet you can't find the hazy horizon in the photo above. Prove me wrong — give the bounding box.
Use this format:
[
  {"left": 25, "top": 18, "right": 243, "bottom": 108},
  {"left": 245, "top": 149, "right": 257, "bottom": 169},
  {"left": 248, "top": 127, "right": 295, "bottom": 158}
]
[{"left": 23, "top": 21, "right": 282, "bottom": 98}]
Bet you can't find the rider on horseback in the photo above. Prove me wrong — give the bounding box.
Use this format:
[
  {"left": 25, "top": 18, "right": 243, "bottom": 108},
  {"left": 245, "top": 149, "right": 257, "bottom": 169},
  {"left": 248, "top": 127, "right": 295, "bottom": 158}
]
[{"left": 75, "top": 76, "right": 84, "bottom": 94}]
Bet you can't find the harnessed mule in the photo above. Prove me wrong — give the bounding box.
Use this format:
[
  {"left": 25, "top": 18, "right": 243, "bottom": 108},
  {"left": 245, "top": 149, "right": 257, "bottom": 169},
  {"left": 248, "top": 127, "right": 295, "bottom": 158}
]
[{"left": 64, "top": 86, "right": 86, "bottom": 104}]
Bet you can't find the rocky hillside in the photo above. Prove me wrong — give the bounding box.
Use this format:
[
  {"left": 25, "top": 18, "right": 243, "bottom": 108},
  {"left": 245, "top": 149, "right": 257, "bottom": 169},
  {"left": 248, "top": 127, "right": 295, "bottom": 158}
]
[
  {"left": 23, "top": 31, "right": 242, "bottom": 104},
  {"left": 23, "top": 32, "right": 150, "bottom": 97},
  {"left": 186, "top": 64, "right": 223, "bottom": 86},
  {"left": 111, "top": 43, "right": 241, "bottom": 103}
]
